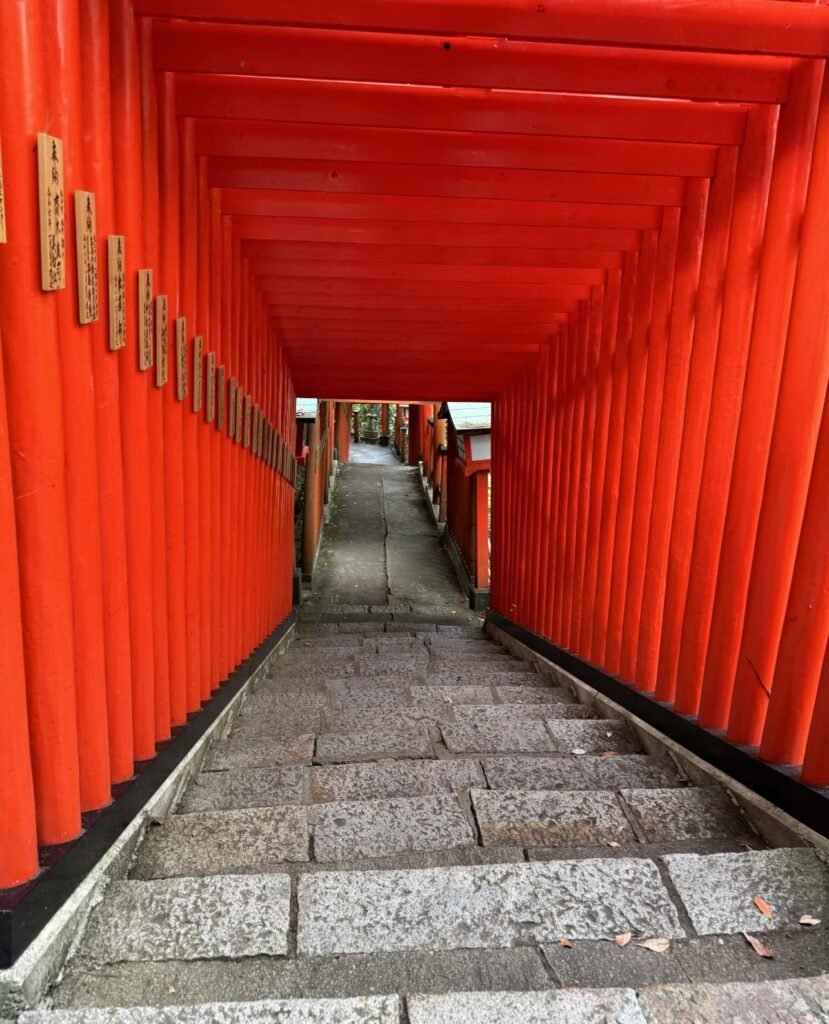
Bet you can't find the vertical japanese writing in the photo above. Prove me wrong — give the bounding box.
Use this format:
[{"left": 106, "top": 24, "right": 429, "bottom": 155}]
[
  {"left": 217, "top": 365, "right": 226, "bottom": 430},
  {"left": 228, "top": 378, "right": 237, "bottom": 438},
  {"left": 138, "top": 269, "right": 154, "bottom": 370},
  {"left": 205, "top": 352, "right": 216, "bottom": 423},
  {"left": 0, "top": 137, "right": 8, "bottom": 243},
  {"left": 37, "top": 133, "right": 65, "bottom": 290},
  {"left": 192, "top": 336, "right": 203, "bottom": 413},
  {"left": 175, "top": 317, "right": 188, "bottom": 400},
  {"left": 107, "top": 236, "right": 126, "bottom": 350},
  {"left": 236, "top": 387, "right": 244, "bottom": 444},
  {"left": 74, "top": 191, "right": 98, "bottom": 324},
  {"left": 155, "top": 295, "right": 168, "bottom": 386},
  {"left": 251, "top": 405, "right": 259, "bottom": 456}
]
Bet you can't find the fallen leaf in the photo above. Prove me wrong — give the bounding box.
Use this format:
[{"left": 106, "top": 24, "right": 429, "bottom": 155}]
[
  {"left": 739, "top": 841, "right": 754, "bottom": 852},
  {"left": 607, "top": 841, "right": 621, "bottom": 848},
  {"left": 753, "top": 896, "right": 773, "bottom": 920},
  {"left": 743, "top": 932, "right": 776, "bottom": 958},
  {"left": 606, "top": 730, "right": 613, "bottom": 738},
  {"left": 799, "top": 915, "right": 821, "bottom": 927},
  {"left": 559, "top": 939, "right": 573, "bottom": 949},
  {"left": 637, "top": 938, "right": 670, "bottom": 954},
  {"left": 600, "top": 751, "right": 619, "bottom": 757},
  {"left": 571, "top": 748, "right": 587, "bottom": 755},
  {"left": 615, "top": 932, "right": 632, "bottom": 947},
  {"left": 442, "top": 695, "right": 454, "bottom": 704}
]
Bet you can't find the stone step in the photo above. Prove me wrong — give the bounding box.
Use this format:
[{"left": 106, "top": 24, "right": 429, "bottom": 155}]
[
  {"left": 494, "top": 686, "right": 575, "bottom": 704},
  {"left": 309, "top": 758, "right": 483, "bottom": 803},
  {"left": 407, "top": 988, "right": 643, "bottom": 1024},
  {"left": 83, "top": 874, "right": 291, "bottom": 963},
  {"left": 482, "top": 754, "right": 686, "bottom": 791},
  {"left": 441, "top": 717, "right": 639, "bottom": 755},
  {"left": 296, "top": 858, "right": 685, "bottom": 956},
  {"left": 205, "top": 733, "right": 315, "bottom": 771},
  {"left": 430, "top": 655, "right": 532, "bottom": 673},
  {"left": 314, "top": 725, "right": 436, "bottom": 763},
  {"left": 177, "top": 765, "right": 307, "bottom": 813},
  {"left": 638, "top": 977, "right": 829, "bottom": 1023},
  {"left": 131, "top": 806, "right": 309, "bottom": 879},
  {"left": 22, "top": 997, "right": 401, "bottom": 1024},
  {"left": 309, "top": 793, "right": 476, "bottom": 862}
]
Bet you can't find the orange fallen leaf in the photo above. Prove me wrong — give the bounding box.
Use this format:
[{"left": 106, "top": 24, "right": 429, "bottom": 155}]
[
  {"left": 799, "top": 915, "right": 821, "bottom": 926},
  {"left": 560, "top": 939, "right": 573, "bottom": 949},
  {"left": 615, "top": 932, "right": 632, "bottom": 947},
  {"left": 637, "top": 938, "right": 670, "bottom": 953},
  {"left": 743, "top": 932, "right": 776, "bottom": 958},
  {"left": 753, "top": 896, "right": 773, "bottom": 920}
]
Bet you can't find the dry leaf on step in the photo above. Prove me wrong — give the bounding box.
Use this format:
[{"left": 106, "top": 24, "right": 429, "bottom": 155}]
[
  {"left": 559, "top": 939, "right": 573, "bottom": 949},
  {"left": 799, "top": 915, "right": 821, "bottom": 926},
  {"left": 753, "top": 896, "right": 773, "bottom": 920},
  {"left": 571, "top": 748, "right": 587, "bottom": 755},
  {"left": 743, "top": 932, "right": 776, "bottom": 958},
  {"left": 637, "top": 938, "right": 670, "bottom": 954},
  {"left": 607, "top": 841, "right": 621, "bottom": 848},
  {"left": 615, "top": 932, "right": 632, "bottom": 947}
]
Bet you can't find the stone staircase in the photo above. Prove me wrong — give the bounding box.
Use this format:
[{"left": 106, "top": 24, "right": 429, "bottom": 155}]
[{"left": 23, "top": 607, "right": 829, "bottom": 1023}]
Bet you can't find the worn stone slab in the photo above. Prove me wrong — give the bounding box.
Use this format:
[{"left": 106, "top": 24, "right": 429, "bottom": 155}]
[
  {"left": 327, "top": 676, "right": 425, "bottom": 696},
  {"left": 21, "top": 998, "right": 401, "bottom": 1024},
  {"left": 495, "top": 686, "right": 575, "bottom": 705},
  {"left": 277, "top": 656, "right": 356, "bottom": 676},
  {"left": 431, "top": 655, "right": 532, "bottom": 674},
  {"left": 544, "top": 720, "right": 641, "bottom": 753},
  {"left": 639, "top": 978, "right": 829, "bottom": 1023},
  {"left": 332, "top": 692, "right": 415, "bottom": 713},
  {"left": 471, "top": 788, "right": 636, "bottom": 848},
  {"left": 297, "top": 858, "right": 684, "bottom": 955},
  {"left": 86, "top": 874, "right": 291, "bottom": 962},
  {"left": 229, "top": 711, "right": 321, "bottom": 739},
  {"left": 385, "top": 621, "right": 434, "bottom": 634},
  {"left": 309, "top": 759, "right": 481, "bottom": 803},
  {"left": 205, "top": 734, "right": 315, "bottom": 770},
  {"left": 336, "top": 622, "right": 385, "bottom": 634},
  {"left": 54, "top": 949, "right": 552, "bottom": 1009},
  {"left": 427, "top": 639, "right": 502, "bottom": 653},
  {"left": 132, "top": 807, "right": 309, "bottom": 879},
  {"left": 314, "top": 726, "right": 435, "bottom": 764},
  {"left": 483, "top": 755, "right": 683, "bottom": 792},
  {"left": 293, "top": 636, "right": 365, "bottom": 650},
  {"left": 311, "top": 794, "right": 475, "bottom": 861},
  {"left": 178, "top": 766, "right": 306, "bottom": 813},
  {"left": 663, "top": 848, "right": 829, "bottom": 935},
  {"left": 424, "top": 670, "right": 549, "bottom": 688},
  {"left": 295, "top": 845, "right": 525, "bottom": 875},
  {"left": 622, "top": 787, "right": 751, "bottom": 842},
  {"left": 454, "top": 704, "right": 586, "bottom": 724},
  {"left": 412, "top": 686, "right": 496, "bottom": 707},
  {"left": 407, "top": 988, "right": 645, "bottom": 1024},
  {"left": 356, "top": 653, "right": 430, "bottom": 675},
  {"left": 441, "top": 719, "right": 554, "bottom": 754},
  {"left": 324, "top": 707, "right": 445, "bottom": 733}
]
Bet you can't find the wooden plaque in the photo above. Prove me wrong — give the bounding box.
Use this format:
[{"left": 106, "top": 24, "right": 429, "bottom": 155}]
[
  {"left": 155, "top": 295, "right": 168, "bottom": 386},
  {"left": 205, "top": 352, "right": 216, "bottom": 423},
  {"left": 243, "top": 394, "right": 252, "bottom": 449},
  {"left": 137, "top": 269, "right": 153, "bottom": 370},
  {"left": 259, "top": 412, "right": 265, "bottom": 458},
  {"left": 74, "top": 191, "right": 98, "bottom": 323},
  {"left": 37, "top": 133, "right": 66, "bottom": 291},
  {"left": 0, "top": 137, "right": 6, "bottom": 244},
  {"left": 175, "top": 317, "right": 188, "bottom": 400},
  {"left": 228, "top": 378, "right": 237, "bottom": 438},
  {"left": 217, "top": 365, "right": 226, "bottom": 430},
  {"left": 107, "top": 235, "right": 126, "bottom": 350},
  {"left": 192, "top": 336, "right": 203, "bottom": 412},
  {"left": 235, "top": 387, "right": 244, "bottom": 444},
  {"left": 251, "top": 405, "right": 259, "bottom": 456}
]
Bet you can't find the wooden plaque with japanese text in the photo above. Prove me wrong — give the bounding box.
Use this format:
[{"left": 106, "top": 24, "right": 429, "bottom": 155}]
[
  {"left": 235, "top": 387, "right": 244, "bottom": 444},
  {"left": 192, "top": 336, "right": 203, "bottom": 413},
  {"left": 175, "top": 317, "right": 188, "bottom": 400},
  {"left": 107, "top": 236, "right": 126, "bottom": 350},
  {"left": 243, "top": 394, "right": 252, "bottom": 448},
  {"left": 138, "top": 269, "right": 153, "bottom": 370},
  {"left": 217, "top": 365, "right": 226, "bottom": 430},
  {"left": 155, "top": 295, "right": 168, "bottom": 386},
  {"left": 228, "top": 378, "right": 237, "bottom": 438},
  {"left": 37, "top": 133, "right": 65, "bottom": 291},
  {"left": 74, "top": 191, "right": 98, "bottom": 323},
  {"left": 205, "top": 352, "right": 216, "bottom": 423}
]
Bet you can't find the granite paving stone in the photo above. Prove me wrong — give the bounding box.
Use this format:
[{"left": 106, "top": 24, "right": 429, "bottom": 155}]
[
  {"left": 177, "top": 766, "right": 306, "bottom": 813},
  {"left": 424, "top": 670, "right": 549, "bottom": 688},
  {"left": 296, "top": 859, "right": 684, "bottom": 955},
  {"left": 356, "top": 653, "right": 430, "bottom": 675},
  {"left": 205, "top": 735, "right": 315, "bottom": 770},
  {"left": 454, "top": 704, "right": 587, "bottom": 724},
  {"left": 323, "top": 707, "right": 447, "bottom": 733},
  {"left": 441, "top": 719, "right": 554, "bottom": 754},
  {"left": 471, "top": 788, "right": 636, "bottom": 847},
  {"left": 663, "top": 848, "right": 829, "bottom": 934},
  {"left": 544, "top": 720, "right": 641, "bottom": 753},
  {"left": 314, "top": 726, "right": 435, "bottom": 763},
  {"left": 132, "top": 807, "right": 309, "bottom": 878},
  {"left": 86, "top": 874, "right": 291, "bottom": 962},
  {"left": 309, "top": 759, "right": 481, "bottom": 803},
  {"left": 407, "top": 988, "right": 646, "bottom": 1024},
  {"left": 331, "top": 693, "right": 415, "bottom": 712},
  {"left": 638, "top": 978, "right": 829, "bottom": 1023},
  {"left": 482, "top": 755, "right": 684, "bottom": 792},
  {"left": 621, "top": 787, "right": 752, "bottom": 842},
  {"left": 430, "top": 655, "right": 532, "bottom": 674},
  {"left": 495, "top": 686, "right": 575, "bottom": 705},
  {"left": 21, "top": 999, "right": 402, "bottom": 1024},
  {"left": 411, "top": 686, "right": 496, "bottom": 706},
  {"left": 228, "top": 711, "right": 321, "bottom": 739},
  {"left": 311, "top": 794, "right": 476, "bottom": 861}
]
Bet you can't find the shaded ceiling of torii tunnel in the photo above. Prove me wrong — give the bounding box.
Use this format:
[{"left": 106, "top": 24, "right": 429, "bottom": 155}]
[{"left": 134, "top": 0, "right": 829, "bottom": 401}]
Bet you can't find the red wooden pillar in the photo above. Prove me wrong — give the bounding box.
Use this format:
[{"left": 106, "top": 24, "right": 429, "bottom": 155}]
[
  {"left": 473, "top": 471, "right": 489, "bottom": 590},
  {"left": 197, "top": 155, "right": 214, "bottom": 691}
]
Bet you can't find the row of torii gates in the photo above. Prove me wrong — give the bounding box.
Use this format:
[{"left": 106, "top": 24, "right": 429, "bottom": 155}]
[{"left": 1, "top": 0, "right": 829, "bottom": 934}]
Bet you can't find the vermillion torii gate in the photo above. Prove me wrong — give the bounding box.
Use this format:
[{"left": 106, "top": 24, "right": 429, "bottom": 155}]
[{"left": 1, "top": 0, "right": 829, "bottom": 895}]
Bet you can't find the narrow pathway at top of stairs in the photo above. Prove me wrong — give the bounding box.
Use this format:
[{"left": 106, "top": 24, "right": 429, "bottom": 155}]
[{"left": 26, "top": 456, "right": 829, "bottom": 1023}]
